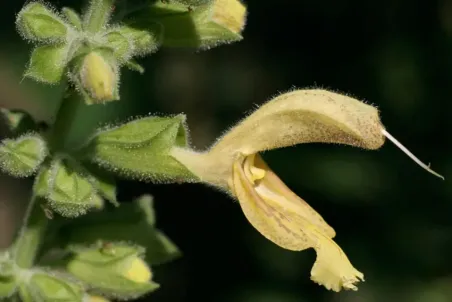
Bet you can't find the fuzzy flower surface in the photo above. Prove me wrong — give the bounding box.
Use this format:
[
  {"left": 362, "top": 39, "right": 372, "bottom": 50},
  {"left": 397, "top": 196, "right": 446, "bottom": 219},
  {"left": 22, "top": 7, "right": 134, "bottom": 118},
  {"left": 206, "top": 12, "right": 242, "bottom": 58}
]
[{"left": 171, "top": 89, "right": 442, "bottom": 291}]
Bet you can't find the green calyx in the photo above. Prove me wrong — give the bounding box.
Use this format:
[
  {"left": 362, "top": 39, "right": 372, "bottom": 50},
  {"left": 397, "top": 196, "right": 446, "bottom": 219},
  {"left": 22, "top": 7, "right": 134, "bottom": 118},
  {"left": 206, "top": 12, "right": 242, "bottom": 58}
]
[
  {"left": 80, "top": 114, "right": 198, "bottom": 183},
  {"left": 66, "top": 243, "right": 159, "bottom": 299}
]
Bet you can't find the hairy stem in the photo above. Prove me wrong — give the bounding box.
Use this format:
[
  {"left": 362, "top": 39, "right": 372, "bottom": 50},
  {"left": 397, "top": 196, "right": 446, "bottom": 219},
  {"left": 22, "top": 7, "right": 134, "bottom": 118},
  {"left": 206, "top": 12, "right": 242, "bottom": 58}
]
[
  {"left": 12, "top": 197, "right": 48, "bottom": 269},
  {"left": 50, "top": 88, "right": 82, "bottom": 151},
  {"left": 12, "top": 88, "right": 82, "bottom": 269}
]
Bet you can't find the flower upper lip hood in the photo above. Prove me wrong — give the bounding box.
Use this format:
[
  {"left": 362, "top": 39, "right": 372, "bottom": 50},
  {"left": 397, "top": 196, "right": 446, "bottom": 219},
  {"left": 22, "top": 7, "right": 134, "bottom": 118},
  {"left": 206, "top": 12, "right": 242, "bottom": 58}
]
[{"left": 211, "top": 89, "right": 386, "bottom": 156}]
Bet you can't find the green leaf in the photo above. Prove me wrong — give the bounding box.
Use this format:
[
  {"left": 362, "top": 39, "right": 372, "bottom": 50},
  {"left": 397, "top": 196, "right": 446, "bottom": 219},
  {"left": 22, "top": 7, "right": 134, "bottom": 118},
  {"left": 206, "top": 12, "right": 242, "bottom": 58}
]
[
  {"left": 0, "top": 134, "right": 47, "bottom": 178},
  {"left": 66, "top": 243, "right": 159, "bottom": 299},
  {"left": 62, "top": 7, "right": 82, "bottom": 30},
  {"left": 16, "top": 2, "right": 69, "bottom": 43},
  {"left": 82, "top": 115, "right": 198, "bottom": 182},
  {"left": 19, "top": 271, "right": 84, "bottom": 302},
  {"left": 59, "top": 195, "right": 181, "bottom": 265},
  {"left": 39, "top": 157, "right": 101, "bottom": 217},
  {"left": 0, "top": 109, "right": 37, "bottom": 135},
  {"left": 25, "top": 44, "right": 70, "bottom": 84},
  {"left": 129, "top": 0, "right": 246, "bottom": 49}
]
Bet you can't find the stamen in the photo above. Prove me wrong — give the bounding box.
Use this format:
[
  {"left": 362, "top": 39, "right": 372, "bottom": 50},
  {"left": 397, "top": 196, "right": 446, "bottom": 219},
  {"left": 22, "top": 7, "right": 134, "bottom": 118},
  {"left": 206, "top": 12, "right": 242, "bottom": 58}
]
[
  {"left": 250, "top": 166, "right": 266, "bottom": 181},
  {"left": 381, "top": 128, "right": 444, "bottom": 180}
]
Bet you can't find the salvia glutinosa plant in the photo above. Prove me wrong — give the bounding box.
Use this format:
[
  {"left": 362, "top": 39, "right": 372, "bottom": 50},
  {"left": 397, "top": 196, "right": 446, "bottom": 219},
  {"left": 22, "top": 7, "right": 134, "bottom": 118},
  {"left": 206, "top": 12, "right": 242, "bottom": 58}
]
[{"left": 0, "top": 0, "right": 443, "bottom": 300}]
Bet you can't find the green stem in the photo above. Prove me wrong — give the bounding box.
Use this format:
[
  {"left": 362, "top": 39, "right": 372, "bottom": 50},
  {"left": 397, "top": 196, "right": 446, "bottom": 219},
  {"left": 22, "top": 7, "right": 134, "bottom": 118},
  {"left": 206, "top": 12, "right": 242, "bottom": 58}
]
[
  {"left": 12, "top": 197, "right": 48, "bottom": 269},
  {"left": 13, "top": 88, "right": 82, "bottom": 269},
  {"left": 85, "top": 0, "right": 115, "bottom": 33},
  {"left": 50, "top": 89, "right": 82, "bottom": 151}
]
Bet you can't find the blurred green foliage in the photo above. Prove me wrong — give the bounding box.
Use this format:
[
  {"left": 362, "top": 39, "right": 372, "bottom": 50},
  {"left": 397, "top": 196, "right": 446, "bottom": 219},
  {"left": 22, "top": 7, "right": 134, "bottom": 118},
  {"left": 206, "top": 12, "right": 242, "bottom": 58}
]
[{"left": 0, "top": 0, "right": 451, "bottom": 301}]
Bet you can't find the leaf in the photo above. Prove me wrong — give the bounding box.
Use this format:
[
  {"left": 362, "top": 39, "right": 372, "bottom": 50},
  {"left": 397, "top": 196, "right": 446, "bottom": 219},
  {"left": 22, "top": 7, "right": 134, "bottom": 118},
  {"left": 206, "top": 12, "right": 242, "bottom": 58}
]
[
  {"left": 128, "top": 0, "right": 246, "bottom": 49},
  {"left": 82, "top": 115, "right": 197, "bottom": 182},
  {"left": 25, "top": 44, "right": 70, "bottom": 84},
  {"left": 16, "top": 2, "right": 69, "bottom": 43},
  {"left": 0, "top": 134, "right": 47, "bottom": 178},
  {"left": 58, "top": 195, "right": 181, "bottom": 265}
]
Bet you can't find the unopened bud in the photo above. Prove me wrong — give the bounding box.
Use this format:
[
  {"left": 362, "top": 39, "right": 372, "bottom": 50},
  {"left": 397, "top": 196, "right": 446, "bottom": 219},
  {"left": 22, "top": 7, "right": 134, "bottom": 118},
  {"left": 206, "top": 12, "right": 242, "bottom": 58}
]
[
  {"left": 79, "top": 51, "right": 119, "bottom": 104},
  {"left": 66, "top": 243, "right": 158, "bottom": 299}
]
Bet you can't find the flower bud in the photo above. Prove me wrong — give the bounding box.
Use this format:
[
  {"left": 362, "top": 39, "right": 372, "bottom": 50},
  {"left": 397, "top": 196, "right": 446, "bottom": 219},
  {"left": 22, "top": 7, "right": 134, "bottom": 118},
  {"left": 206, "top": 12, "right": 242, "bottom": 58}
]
[
  {"left": 139, "top": 0, "right": 246, "bottom": 49},
  {"left": 66, "top": 243, "right": 158, "bottom": 299},
  {"left": 79, "top": 51, "right": 119, "bottom": 104}
]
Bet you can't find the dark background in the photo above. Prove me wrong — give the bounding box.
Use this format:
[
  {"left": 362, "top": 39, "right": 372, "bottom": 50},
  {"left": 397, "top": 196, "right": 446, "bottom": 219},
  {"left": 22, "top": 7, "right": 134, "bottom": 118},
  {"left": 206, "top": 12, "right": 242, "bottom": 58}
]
[{"left": 0, "top": 0, "right": 451, "bottom": 301}]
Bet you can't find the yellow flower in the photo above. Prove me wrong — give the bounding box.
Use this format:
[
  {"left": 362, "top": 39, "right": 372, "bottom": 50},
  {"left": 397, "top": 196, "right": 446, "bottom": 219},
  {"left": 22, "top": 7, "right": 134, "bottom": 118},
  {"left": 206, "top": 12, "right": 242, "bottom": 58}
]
[{"left": 171, "top": 89, "right": 443, "bottom": 292}]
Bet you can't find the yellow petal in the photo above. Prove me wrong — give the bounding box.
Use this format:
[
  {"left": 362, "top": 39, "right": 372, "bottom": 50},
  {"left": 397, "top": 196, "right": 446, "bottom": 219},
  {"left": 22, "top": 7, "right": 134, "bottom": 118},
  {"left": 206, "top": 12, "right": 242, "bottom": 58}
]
[
  {"left": 80, "top": 52, "right": 117, "bottom": 103},
  {"left": 234, "top": 153, "right": 335, "bottom": 245},
  {"left": 123, "top": 258, "right": 152, "bottom": 283},
  {"left": 233, "top": 154, "right": 312, "bottom": 250},
  {"left": 307, "top": 225, "right": 364, "bottom": 292},
  {"left": 232, "top": 153, "right": 364, "bottom": 291}
]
